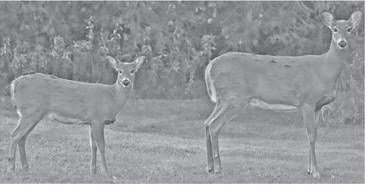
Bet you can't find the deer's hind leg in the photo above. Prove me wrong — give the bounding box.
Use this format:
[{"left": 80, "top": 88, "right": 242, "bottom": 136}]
[
  {"left": 207, "top": 96, "right": 246, "bottom": 173},
  {"left": 8, "top": 109, "right": 43, "bottom": 172},
  {"left": 204, "top": 99, "right": 224, "bottom": 173},
  {"left": 18, "top": 121, "right": 39, "bottom": 172}
]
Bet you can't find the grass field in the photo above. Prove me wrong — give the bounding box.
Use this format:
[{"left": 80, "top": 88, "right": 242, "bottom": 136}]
[{"left": 0, "top": 96, "right": 364, "bottom": 183}]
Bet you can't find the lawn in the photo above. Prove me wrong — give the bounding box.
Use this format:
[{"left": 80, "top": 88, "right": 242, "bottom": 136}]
[{"left": 0, "top": 97, "right": 364, "bottom": 183}]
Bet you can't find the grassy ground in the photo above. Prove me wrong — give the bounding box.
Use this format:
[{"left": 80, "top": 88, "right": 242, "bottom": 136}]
[{"left": 0, "top": 97, "right": 364, "bottom": 183}]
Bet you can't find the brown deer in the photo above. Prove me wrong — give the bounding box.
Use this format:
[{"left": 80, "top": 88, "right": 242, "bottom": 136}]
[
  {"left": 8, "top": 56, "right": 145, "bottom": 179},
  {"left": 204, "top": 11, "right": 362, "bottom": 179}
]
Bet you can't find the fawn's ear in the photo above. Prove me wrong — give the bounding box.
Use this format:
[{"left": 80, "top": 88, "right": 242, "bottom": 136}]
[
  {"left": 350, "top": 11, "right": 362, "bottom": 30},
  {"left": 134, "top": 56, "right": 146, "bottom": 70},
  {"left": 321, "top": 11, "right": 334, "bottom": 28},
  {"left": 106, "top": 56, "right": 117, "bottom": 69}
]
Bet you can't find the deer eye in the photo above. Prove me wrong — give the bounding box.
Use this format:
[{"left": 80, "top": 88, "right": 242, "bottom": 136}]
[
  {"left": 118, "top": 70, "right": 123, "bottom": 74},
  {"left": 130, "top": 69, "right": 135, "bottom": 74},
  {"left": 346, "top": 27, "right": 352, "bottom": 32},
  {"left": 332, "top": 27, "right": 338, "bottom": 32}
]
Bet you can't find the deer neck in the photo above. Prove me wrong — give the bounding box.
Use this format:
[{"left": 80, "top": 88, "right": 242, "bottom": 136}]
[
  {"left": 322, "top": 41, "right": 351, "bottom": 84},
  {"left": 113, "top": 82, "right": 133, "bottom": 108}
]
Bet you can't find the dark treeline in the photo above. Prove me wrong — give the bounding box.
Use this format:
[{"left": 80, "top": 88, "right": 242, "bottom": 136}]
[{"left": 0, "top": 1, "right": 364, "bottom": 124}]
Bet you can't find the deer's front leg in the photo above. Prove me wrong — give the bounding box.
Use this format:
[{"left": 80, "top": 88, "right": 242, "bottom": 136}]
[
  {"left": 91, "top": 122, "right": 111, "bottom": 178},
  {"left": 302, "top": 104, "right": 320, "bottom": 179}
]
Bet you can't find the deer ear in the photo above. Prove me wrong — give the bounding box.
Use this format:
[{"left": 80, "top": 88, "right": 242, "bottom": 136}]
[
  {"left": 106, "top": 56, "right": 117, "bottom": 69},
  {"left": 134, "top": 56, "right": 146, "bottom": 70},
  {"left": 350, "top": 11, "right": 362, "bottom": 29},
  {"left": 321, "top": 11, "right": 334, "bottom": 28}
]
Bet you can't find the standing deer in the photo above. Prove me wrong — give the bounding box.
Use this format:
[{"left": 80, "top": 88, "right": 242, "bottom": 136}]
[
  {"left": 204, "top": 11, "right": 362, "bottom": 179},
  {"left": 8, "top": 55, "right": 145, "bottom": 178}
]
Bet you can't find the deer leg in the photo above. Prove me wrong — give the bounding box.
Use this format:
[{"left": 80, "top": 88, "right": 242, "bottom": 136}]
[
  {"left": 204, "top": 100, "right": 223, "bottom": 173},
  {"left": 206, "top": 102, "right": 230, "bottom": 173},
  {"left": 18, "top": 122, "right": 38, "bottom": 172},
  {"left": 315, "top": 107, "right": 322, "bottom": 124},
  {"left": 302, "top": 104, "right": 320, "bottom": 179},
  {"left": 91, "top": 123, "right": 111, "bottom": 178},
  {"left": 307, "top": 107, "right": 321, "bottom": 175},
  {"left": 315, "top": 96, "right": 334, "bottom": 124},
  {"left": 89, "top": 125, "right": 97, "bottom": 174},
  {"left": 208, "top": 101, "right": 242, "bottom": 173},
  {"left": 205, "top": 126, "right": 214, "bottom": 173},
  {"left": 8, "top": 113, "right": 42, "bottom": 172}
]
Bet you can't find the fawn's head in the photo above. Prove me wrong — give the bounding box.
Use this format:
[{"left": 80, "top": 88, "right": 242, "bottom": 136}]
[
  {"left": 322, "top": 11, "right": 362, "bottom": 50},
  {"left": 107, "top": 56, "right": 145, "bottom": 88}
]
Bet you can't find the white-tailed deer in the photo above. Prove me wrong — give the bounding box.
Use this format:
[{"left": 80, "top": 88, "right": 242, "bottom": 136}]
[
  {"left": 204, "top": 11, "right": 362, "bottom": 179},
  {"left": 8, "top": 55, "right": 145, "bottom": 178}
]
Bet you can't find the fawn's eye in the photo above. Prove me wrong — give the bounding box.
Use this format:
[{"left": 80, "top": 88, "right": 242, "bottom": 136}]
[
  {"left": 118, "top": 70, "right": 123, "bottom": 74},
  {"left": 346, "top": 27, "right": 352, "bottom": 32},
  {"left": 130, "top": 69, "right": 135, "bottom": 74},
  {"left": 333, "top": 27, "right": 338, "bottom": 32}
]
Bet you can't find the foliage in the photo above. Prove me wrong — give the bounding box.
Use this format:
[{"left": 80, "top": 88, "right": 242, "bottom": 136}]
[{"left": 0, "top": 1, "right": 364, "bottom": 124}]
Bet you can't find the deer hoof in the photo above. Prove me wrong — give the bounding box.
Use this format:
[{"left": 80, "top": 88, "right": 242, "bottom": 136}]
[
  {"left": 312, "top": 171, "right": 320, "bottom": 179},
  {"left": 101, "top": 171, "right": 113, "bottom": 180},
  {"left": 107, "top": 175, "right": 118, "bottom": 183},
  {"left": 214, "top": 168, "right": 221, "bottom": 174},
  {"left": 207, "top": 166, "right": 214, "bottom": 173},
  {"left": 21, "top": 167, "right": 29, "bottom": 173},
  {"left": 307, "top": 169, "right": 311, "bottom": 174},
  {"left": 7, "top": 166, "right": 15, "bottom": 173},
  {"left": 90, "top": 167, "right": 97, "bottom": 174}
]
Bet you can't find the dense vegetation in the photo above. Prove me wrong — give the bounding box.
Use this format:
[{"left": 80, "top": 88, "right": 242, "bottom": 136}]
[{"left": 0, "top": 1, "right": 364, "bottom": 125}]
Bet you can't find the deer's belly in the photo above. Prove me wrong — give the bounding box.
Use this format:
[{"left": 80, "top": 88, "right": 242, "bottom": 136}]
[
  {"left": 250, "top": 98, "right": 297, "bottom": 112},
  {"left": 48, "top": 113, "right": 89, "bottom": 125},
  {"left": 47, "top": 113, "right": 116, "bottom": 125}
]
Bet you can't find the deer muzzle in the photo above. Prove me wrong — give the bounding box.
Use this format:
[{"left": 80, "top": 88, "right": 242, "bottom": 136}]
[
  {"left": 338, "top": 40, "right": 347, "bottom": 49},
  {"left": 122, "top": 79, "right": 131, "bottom": 87}
]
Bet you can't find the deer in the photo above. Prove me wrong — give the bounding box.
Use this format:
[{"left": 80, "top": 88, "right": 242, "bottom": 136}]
[
  {"left": 7, "top": 55, "right": 145, "bottom": 179},
  {"left": 204, "top": 11, "right": 362, "bottom": 179}
]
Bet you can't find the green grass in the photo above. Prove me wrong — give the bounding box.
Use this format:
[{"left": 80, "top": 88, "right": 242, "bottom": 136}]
[{"left": 0, "top": 97, "right": 364, "bottom": 183}]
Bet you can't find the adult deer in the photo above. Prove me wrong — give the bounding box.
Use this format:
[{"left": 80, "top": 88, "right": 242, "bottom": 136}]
[
  {"left": 8, "top": 55, "right": 145, "bottom": 178},
  {"left": 204, "top": 11, "right": 362, "bottom": 179}
]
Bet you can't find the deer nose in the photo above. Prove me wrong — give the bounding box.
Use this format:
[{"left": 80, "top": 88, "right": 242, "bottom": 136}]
[
  {"left": 122, "top": 79, "right": 130, "bottom": 87},
  {"left": 338, "top": 40, "right": 347, "bottom": 48}
]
